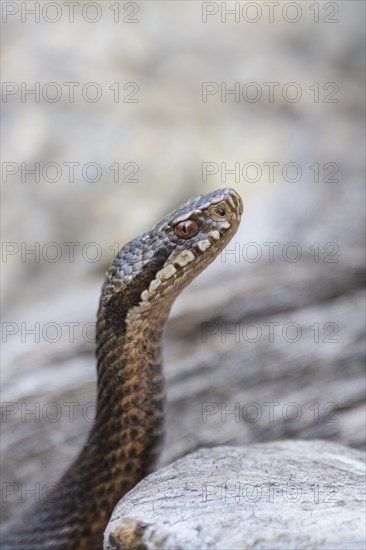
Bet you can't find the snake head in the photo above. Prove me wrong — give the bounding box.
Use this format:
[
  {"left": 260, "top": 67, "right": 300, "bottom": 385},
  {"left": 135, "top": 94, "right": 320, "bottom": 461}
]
[
  {"left": 138, "top": 187, "right": 242, "bottom": 305},
  {"left": 103, "top": 188, "right": 242, "bottom": 322}
]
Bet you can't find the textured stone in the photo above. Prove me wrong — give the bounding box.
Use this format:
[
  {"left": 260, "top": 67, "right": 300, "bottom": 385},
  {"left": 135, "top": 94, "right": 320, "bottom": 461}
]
[{"left": 104, "top": 441, "right": 365, "bottom": 550}]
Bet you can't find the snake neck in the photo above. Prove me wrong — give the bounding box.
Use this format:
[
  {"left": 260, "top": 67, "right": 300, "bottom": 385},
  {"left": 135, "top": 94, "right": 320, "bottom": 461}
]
[
  {"left": 39, "top": 296, "right": 171, "bottom": 550},
  {"left": 67, "top": 294, "right": 170, "bottom": 495},
  {"left": 2, "top": 297, "right": 171, "bottom": 550}
]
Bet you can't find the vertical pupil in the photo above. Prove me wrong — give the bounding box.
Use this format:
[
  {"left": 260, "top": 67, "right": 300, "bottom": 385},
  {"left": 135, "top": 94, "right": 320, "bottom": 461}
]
[{"left": 175, "top": 220, "right": 197, "bottom": 238}]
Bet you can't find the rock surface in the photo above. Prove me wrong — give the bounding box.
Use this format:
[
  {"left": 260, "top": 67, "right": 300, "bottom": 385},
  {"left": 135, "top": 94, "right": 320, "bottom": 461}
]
[{"left": 104, "top": 440, "right": 365, "bottom": 550}]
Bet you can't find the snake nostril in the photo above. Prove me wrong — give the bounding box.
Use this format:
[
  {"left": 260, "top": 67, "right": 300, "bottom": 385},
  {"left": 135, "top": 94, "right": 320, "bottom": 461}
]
[{"left": 216, "top": 206, "right": 226, "bottom": 217}]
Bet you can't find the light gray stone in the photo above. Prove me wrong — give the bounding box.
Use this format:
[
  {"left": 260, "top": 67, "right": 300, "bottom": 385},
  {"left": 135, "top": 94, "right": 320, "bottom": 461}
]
[{"left": 104, "top": 440, "right": 365, "bottom": 550}]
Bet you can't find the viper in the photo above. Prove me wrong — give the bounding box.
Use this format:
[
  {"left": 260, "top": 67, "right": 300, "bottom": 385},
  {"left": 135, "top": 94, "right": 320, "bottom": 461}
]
[{"left": 2, "top": 187, "right": 243, "bottom": 550}]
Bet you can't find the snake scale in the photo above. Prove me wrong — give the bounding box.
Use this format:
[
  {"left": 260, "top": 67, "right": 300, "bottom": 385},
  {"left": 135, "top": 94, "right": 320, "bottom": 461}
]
[{"left": 2, "top": 188, "right": 243, "bottom": 550}]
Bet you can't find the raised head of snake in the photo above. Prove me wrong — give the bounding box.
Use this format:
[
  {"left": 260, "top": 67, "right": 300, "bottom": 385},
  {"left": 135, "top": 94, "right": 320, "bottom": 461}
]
[{"left": 2, "top": 188, "right": 243, "bottom": 550}]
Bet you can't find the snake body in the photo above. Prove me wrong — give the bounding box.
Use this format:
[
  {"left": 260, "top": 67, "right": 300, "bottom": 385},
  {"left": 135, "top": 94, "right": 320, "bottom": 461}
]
[{"left": 2, "top": 188, "right": 243, "bottom": 550}]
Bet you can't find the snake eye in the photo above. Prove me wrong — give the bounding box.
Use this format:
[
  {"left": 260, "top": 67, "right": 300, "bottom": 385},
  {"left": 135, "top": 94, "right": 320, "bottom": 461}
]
[{"left": 175, "top": 220, "right": 198, "bottom": 239}]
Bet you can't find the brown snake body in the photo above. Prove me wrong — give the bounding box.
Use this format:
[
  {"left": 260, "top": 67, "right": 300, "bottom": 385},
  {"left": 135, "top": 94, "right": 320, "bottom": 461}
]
[{"left": 2, "top": 188, "right": 243, "bottom": 550}]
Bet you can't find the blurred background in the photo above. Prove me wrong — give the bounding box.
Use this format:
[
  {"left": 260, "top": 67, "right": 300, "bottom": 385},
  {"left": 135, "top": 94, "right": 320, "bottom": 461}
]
[{"left": 2, "top": 0, "right": 365, "bottom": 522}]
